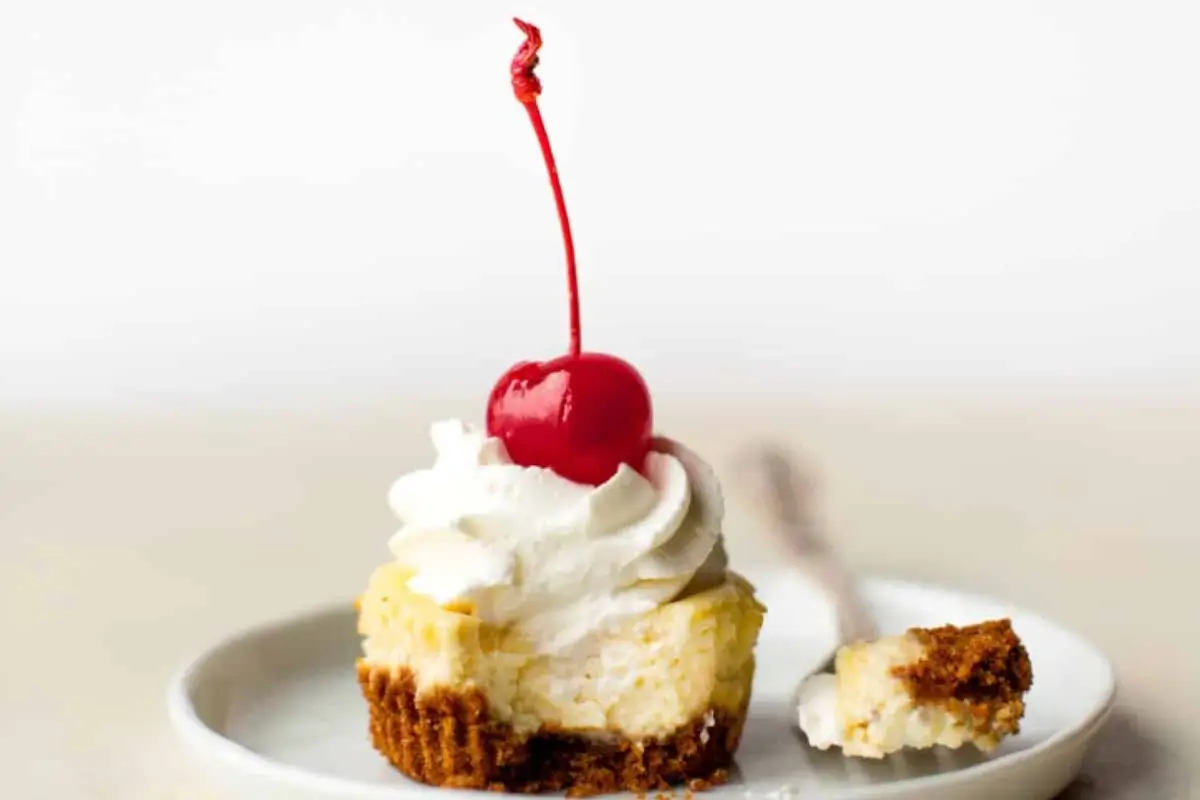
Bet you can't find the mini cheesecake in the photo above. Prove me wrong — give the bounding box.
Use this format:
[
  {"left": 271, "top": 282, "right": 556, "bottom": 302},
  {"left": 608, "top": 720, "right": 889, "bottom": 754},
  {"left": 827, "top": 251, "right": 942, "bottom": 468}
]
[
  {"left": 354, "top": 416, "right": 764, "bottom": 795},
  {"left": 797, "top": 619, "right": 1033, "bottom": 758},
  {"left": 357, "top": 564, "right": 764, "bottom": 794},
  {"left": 354, "top": 20, "right": 770, "bottom": 793}
]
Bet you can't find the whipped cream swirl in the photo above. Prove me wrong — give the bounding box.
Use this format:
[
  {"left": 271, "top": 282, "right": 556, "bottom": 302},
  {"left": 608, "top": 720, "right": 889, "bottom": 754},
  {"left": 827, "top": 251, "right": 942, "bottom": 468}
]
[{"left": 385, "top": 420, "right": 728, "bottom": 651}]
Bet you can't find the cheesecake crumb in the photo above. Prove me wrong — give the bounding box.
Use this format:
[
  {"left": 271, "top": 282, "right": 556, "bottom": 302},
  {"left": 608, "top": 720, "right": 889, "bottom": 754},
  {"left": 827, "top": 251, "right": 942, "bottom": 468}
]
[{"left": 687, "top": 768, "right": 729, "bottom": 792}]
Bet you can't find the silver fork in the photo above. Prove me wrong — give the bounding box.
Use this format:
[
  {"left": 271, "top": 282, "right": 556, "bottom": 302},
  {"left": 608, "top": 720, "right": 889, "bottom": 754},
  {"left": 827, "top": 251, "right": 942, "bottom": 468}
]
[{"left": 741, "top": 446, "right": 879, "bottom": 673}]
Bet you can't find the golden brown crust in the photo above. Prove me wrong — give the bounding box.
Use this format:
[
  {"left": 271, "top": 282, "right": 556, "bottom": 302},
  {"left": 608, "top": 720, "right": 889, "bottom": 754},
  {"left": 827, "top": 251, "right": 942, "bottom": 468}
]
[
  {"left": 894, "top": 618, "right": 1033, "bottom": 702},
  {"left": 357, "top": 662, "right": 745, "bottom": 796},
  {"left": 891, "top": 618, "right": 1033, "bottom": 741}
]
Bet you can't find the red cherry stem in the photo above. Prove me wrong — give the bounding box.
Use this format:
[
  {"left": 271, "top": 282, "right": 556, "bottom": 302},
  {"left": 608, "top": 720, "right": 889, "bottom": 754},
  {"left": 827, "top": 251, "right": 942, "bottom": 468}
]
[{"left": 511, "top": 18, "right": 581, "bottom": 358}]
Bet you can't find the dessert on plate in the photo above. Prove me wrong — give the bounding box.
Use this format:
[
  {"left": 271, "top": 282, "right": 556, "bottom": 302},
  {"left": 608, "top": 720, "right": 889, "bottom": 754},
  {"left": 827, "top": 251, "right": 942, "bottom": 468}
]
[
  {"left": 796, "top": 619, "right": 1033, "bottom": 758},
  {"left": 356, "top": 19, "right": 765, "bottom": 795}
]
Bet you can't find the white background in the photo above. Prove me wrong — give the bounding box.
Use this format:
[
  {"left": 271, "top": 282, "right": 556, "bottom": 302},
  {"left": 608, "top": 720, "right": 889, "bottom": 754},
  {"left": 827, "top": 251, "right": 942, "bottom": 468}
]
[{"left": 4, "top": 0, "right": 1199, "bottom": 410}]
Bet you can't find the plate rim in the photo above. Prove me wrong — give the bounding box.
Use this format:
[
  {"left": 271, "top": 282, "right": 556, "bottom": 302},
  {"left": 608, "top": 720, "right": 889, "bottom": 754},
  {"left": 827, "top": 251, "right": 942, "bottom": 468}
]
[{"left": 167, "top": 573, "right": 1118, "bottom": 798}]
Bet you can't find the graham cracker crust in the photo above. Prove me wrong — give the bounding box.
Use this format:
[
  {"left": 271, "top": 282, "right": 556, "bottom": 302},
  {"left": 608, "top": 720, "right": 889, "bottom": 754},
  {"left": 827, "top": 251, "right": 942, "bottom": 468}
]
[
  {"left": 893, "top": 618, "right": 1033, "bottom": 739},
  {"left": 357, "top": 662, "right": 746, "bottom": 796}
]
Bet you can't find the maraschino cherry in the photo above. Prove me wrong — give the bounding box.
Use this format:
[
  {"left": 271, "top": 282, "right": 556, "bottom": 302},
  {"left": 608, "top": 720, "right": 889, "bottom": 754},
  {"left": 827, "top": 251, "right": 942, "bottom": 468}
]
[{"left": 486, "top": 18, "right": 653, "bottom": 486}]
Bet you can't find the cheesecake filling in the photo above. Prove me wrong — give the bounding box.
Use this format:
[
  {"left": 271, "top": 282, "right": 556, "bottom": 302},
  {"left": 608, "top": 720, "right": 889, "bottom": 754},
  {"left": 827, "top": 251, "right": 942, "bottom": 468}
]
[
  {"left": 359, "top": 569, "right": 763, "bottom": 736},
  {"left": 797, "top": 634, "right": 977, "bottom": 758}
]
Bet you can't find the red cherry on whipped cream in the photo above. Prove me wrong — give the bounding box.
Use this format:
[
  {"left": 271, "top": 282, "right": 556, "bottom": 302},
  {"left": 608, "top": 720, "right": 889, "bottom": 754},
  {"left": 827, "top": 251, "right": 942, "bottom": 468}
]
[
  {"left": 488, "top": 354, "right": 652, "bottom": 486},
  {"left": 486, "top": 19, "right": 653, "bottom": 485}
]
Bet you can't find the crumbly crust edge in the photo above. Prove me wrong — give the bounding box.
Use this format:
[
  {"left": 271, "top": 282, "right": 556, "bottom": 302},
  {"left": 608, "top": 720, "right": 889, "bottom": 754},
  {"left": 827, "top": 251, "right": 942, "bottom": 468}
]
[{"left": 891, "top": 618, "right": 1033, "bottom": 744}]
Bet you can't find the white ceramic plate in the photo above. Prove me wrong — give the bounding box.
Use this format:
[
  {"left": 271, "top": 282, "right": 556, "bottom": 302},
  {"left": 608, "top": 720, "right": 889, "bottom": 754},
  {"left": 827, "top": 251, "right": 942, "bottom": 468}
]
[{"left": 168, "top": 573, "right": 1115, "bottom": 800}]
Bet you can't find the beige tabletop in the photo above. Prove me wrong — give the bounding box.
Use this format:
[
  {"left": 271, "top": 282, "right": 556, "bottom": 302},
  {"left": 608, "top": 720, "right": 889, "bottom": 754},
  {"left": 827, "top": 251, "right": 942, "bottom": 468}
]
[{"left": 1, "top": 394, "right": 1196, "bottom": 798}]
